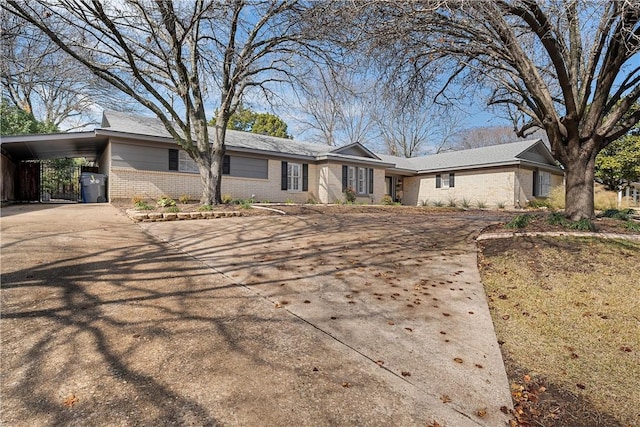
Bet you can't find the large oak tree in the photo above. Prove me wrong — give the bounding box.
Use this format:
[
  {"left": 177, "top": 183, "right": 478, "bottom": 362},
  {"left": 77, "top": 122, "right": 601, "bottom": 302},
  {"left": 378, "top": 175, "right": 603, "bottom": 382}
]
[{"left": 357, "top": 0, "right": 640, "bottom": 219}]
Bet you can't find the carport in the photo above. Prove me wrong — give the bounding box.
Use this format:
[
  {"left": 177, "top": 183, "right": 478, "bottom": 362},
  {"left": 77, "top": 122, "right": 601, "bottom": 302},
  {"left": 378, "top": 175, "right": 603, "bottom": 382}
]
[{"left": 1, "top": 131, "right": 109, "bottom": 203}]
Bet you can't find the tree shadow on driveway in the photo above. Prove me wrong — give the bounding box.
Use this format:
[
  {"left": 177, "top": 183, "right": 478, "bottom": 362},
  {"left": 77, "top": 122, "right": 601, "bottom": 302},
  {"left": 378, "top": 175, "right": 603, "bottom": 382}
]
[{"left": 3, "top": 205, "right": 506, "bottom": 426}]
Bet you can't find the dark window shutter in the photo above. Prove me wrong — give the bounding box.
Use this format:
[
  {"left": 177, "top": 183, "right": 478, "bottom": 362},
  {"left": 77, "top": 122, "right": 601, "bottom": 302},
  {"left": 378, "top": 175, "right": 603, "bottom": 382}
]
[
  {"left": 533, "top": 169, "right": 539, "bottom": 197},
  {"left": 449, "top": 173, "right": 455, "bottom": 188},
  {"left": 222, "top": 155, "right": 230, "bottom": 175},
  {"left": 302, "top": 163, "right": 309, "bottom": 191},
  {"left": 436, "top": 174, "right": 441, "bottom": 188},
  {"left": 281, "top": 161, "right": 288, "bottom": 190},
  {"left": 169, "top": 149, "right": 179, "bottom": 171},
  {"left": 342, "top": 165, "right": 348, "bottom": 191},
  {"left": 368, "top": 168, "right": 374, "bottom": 194}
]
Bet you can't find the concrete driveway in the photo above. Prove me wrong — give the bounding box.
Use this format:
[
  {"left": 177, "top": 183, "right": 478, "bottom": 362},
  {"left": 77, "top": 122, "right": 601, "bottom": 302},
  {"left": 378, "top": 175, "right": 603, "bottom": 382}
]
[{"left": 1, "top": 204, "right": 511, "bottom": 426}]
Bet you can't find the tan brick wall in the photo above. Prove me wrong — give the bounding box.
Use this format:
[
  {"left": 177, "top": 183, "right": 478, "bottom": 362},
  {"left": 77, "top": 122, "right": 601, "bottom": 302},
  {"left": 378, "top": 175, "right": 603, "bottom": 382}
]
[
  {"left": 515, "top": 167, "right": 565, "bottom": 206},
  {"left": 404, "top": 168, "right": 517, "bottom": 208},
  {"left": 109, "top": 159, "right": 320, "bottom": 203},
  {"left": 317, "top": 163, "right": 386, "bottom": 204}
]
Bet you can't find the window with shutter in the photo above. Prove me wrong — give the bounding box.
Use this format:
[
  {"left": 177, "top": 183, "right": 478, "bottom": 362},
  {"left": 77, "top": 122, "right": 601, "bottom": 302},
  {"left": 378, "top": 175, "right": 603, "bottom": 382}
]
[
  {"left": 281, "top": 161, "right": 288, "bottom": 190},
  {"left": 283, "top": 162, "right": 302, "bottom": 191},
  {"left": 342, "top": 165, "right": 348, "bottom": 191},
  {"left": 169, "top": 149, "right": 179, "bottom": 171},
  {"left": 222, "top": 155, "right": 230, "bottom": 175},
  {"left": 436, "top": 174, "right": 442, "bottom": 188},
  {"left": 302, "top": 164, "right": 308, "bottom": 191}
]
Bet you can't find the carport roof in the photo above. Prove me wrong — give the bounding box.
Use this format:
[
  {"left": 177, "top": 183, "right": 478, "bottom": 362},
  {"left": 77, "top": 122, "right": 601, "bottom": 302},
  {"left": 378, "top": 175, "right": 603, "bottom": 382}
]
[{"left": 0, "top": 131, "right": 109, "bottom": 161}]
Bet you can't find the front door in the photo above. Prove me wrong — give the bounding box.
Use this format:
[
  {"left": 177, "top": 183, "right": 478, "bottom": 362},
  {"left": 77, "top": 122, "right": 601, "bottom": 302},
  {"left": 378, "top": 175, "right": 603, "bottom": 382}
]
[{"left": 385, "top": 176, "right": 394, "bottom": 199}]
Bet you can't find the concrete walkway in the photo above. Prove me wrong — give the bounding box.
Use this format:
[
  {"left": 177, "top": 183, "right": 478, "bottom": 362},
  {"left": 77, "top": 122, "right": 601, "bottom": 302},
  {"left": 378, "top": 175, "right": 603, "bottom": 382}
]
[{"left": 1, "top": 204, "right": 512, "bottom": 426}]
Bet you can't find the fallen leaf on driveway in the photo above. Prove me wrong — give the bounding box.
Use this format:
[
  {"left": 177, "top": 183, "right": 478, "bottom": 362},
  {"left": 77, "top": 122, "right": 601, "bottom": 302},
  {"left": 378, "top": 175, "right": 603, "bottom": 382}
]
[
  {"left": 454, "top": 357, "right": 463, "bottom": 363},
  {"left": 440, "top": 394, "right": 452, "bottom": 403},
  {"left": 62, "top": 394, "right": 78, "bottom": 408}
]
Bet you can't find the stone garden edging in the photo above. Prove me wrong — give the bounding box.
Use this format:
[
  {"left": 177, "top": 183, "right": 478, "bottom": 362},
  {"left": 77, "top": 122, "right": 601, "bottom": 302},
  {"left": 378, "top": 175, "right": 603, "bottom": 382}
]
[
  {"left": 477, "top": 231, "right": 640, "bottom": 241},
  {"left": 126, "top": 209, "right": 242, "bottom": 222}
]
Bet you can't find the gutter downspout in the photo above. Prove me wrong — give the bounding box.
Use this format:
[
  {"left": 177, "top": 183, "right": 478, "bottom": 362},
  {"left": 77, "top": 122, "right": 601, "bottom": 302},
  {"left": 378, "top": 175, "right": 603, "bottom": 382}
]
[{"left": 515, "top": 164, "right": 521, "bottom": 208}]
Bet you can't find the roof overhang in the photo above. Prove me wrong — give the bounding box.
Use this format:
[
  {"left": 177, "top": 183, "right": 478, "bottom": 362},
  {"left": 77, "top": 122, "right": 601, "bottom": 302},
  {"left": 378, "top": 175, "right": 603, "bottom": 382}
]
[
  {"left": 416, "top": 160, "right": 564, "bottom": 175},
  {"left": 317, "top": 153, "right": 394, "bottom": 167},
  {"left": 1, "top": 131, "right": 109, "bottom": 161}
]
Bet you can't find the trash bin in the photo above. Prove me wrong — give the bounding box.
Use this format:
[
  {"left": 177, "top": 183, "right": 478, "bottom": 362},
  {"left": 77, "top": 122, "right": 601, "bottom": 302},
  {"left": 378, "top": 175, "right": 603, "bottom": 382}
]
[{"left": 80, "top": 172, "right": 106, "bottom": 203}]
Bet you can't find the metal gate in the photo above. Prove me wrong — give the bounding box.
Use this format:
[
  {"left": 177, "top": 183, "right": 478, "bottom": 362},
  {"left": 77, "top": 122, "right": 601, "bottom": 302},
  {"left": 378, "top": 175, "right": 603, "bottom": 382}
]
[{"left": 40, "top": 159, "right": 81, "bottom": 202}]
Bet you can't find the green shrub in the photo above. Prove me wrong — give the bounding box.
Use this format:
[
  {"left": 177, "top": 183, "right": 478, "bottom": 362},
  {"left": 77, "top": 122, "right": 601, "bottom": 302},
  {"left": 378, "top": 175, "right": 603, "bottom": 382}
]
[
  {"left": 239, "top": 200, "right": 252, "bottom": 209},
  {"left": 261, "top": 199, "right": 271, "bottom": 204},
  {"left": 476, "top": 200, "right": 487, "bottom": 209},
  {"left": 221, "top": 194, "right": 233, "bottom": 204},
  {"left": 433, "top": 200, "right": 444, "bottom": 207},
  {"left": 461, "top": 197, "right": 471, "bottom": 208},
  {"left": 447, "top": 197, "right": 457, "bottom": 208},
  {"left": 381, "top": 195, "right": 394, "bottom": 205},
  {"left": 548, "top": 212, "right": 569, "bottom": 227},
  {"left": 568, "top": 219, "right": 596, "bottom": 231},
  {"left": 179, "top": 194, "right": 190, "bottom": 204},
  {"left": 134, "top": 201, "right": 153, "bottom": 210},
  {"left": 285, "top": 198, "right": 295, "bottom": 205},
  {"left": 624, "top": 221, "right": 640, "bottom": 232},
  {"left": 198, "top": 204, "right": 213, "bottom": 211},
  {"left": 306, "top": 198, "right": 317, "bottom": 204},
  {"left": 420, "top": 199, "right": 429, "bottom": 207},
  {"left": 131, "top": 195, "right": 144, "bottom": 205},
  {"left": 343, "top": 188, "right": 356, "bottom": 204},
  {"left": 496, "top": 201, "right": 506, "bottom": 209},
  {"left": 527, "top": 198, "right": 553, "bottom": 209},
  {"left": 164, "top": 206, "right": 180, "bottom": 213},
  {"left": 157, "top": 196, "right": 176, "bottom": 207},
  {"left": 601, "top": 209, "right": 633, "bottom": 221},
  {"left": 505, "top": 214, "right": 532, "bottom": 229}
]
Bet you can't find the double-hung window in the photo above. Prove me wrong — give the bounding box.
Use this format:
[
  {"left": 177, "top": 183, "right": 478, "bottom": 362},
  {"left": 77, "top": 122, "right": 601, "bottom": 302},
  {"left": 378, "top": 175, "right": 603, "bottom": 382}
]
[
  {"left": 436, "top": 173, "right": 455, "bottom": 188},
  {"left": 281, "top": 161, "right": 308, "bottom": 191},
  {"left": 342, "top": 165, "right": 374, "bottom": 195},
  {"left": 357, "top": 167, "right": 367, "bottom": 194},
  {"left": 347, "top": 166, "right": 356, "bottom": 191},
  {"left": 179, "top": 150, "right": 199, "bottom": 173},
  {"left": 288, "top": 162, "right": 301, "bottom": 191},
  {"left": 533, "top": 170, "right": 551, "bottom": 197}
]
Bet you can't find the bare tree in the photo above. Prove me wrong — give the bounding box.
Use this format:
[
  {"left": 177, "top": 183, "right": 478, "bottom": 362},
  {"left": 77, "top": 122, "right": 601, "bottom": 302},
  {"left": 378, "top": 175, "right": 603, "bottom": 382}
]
[
  {"left": 358, "top": 0, "right": 640, "bottom": 219},
  {"left": 295, "top": 66, "right": 342, "bottom": 145},
  {"left": 372, "top": 99, "right": 463, "bottom": 156},
  {"left": 448, "top": 126, "right": 525, "bottom": 151},
  {"left": 295, "top": 65, "right": 377, "bottom": 146},
  {"left": 5, "top": 0, "right": 328, "bottom": 204}
]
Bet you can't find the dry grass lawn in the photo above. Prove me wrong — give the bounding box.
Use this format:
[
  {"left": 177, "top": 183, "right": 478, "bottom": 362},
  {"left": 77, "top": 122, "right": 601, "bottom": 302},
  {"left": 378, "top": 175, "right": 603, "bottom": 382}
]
[{"left": 478, "top": 237, "right": 640, "bottom": 427}]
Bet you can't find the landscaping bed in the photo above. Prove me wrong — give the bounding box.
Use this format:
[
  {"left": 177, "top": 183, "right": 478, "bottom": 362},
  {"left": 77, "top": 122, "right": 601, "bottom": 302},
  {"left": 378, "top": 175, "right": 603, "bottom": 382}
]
[{"left": 481, "top": 209, "right": 640, "bottom": 236}]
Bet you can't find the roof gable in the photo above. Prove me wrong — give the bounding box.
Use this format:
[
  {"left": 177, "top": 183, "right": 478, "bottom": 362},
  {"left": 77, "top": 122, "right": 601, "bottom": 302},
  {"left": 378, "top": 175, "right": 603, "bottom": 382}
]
[
  {"left": 515, "top": 140, "right": 557, "bottom": 165},
  {"left": 330, "top": 142, "right": 381, "bottom": 160}
]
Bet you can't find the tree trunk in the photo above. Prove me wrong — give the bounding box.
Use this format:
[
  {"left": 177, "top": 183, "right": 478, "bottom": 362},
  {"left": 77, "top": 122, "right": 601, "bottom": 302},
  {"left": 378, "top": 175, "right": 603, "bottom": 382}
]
[
  {"left": 209, "top": 148, "right": 223, "bottom": 205},
  {"left": 564, "top": 154, "right": 596, "bottom": 221},
  {"left": 198, "top": 162, "right": 217, "bottom": 205}
]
